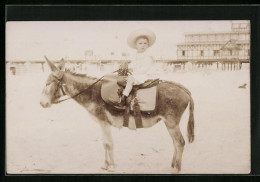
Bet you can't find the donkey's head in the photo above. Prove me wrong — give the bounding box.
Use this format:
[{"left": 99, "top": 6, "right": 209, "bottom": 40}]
[{"left": 40, "top": 56, "right": 66, "bottom": 108}]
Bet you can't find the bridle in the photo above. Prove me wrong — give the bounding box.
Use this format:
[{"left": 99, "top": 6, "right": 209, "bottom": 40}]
[
  {"left": 46, "top": 71, "right": 66, "bottom": 102},
  {"left": 50, "top": 71, "right": 105, "bottom": 104},
  {"left": 51, "top": 74, "right": 66, "bottom": 96},
  {"left": 47, "top": 68, "right": 121, "bottom": 104}
]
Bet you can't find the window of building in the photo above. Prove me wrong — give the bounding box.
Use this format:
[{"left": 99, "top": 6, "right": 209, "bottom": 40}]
[
  {"left": 186, "top": 36, "right": 192, "bottom": 42},
  {"left": 246, "top": 34, "right": 250, "bottom": 40},
  {"left": 208, "top": 35, "right": 215, "bottom": 41},
  {"left": 193, "top": 50, "right": 198, "bottom": 56},
  {"left": 231, "top": 34, "right": 238, "bottom": 40},
  {"left": 209, "top": 50, "right": 214, "bottom": 57},
  {"left": 232, "top": 23, "right": 239, "bottom": 28},
  {"left": 204, "top": 50, "right": 209, "bottom": 57},
  {"left": 214, "top": 50, "right": 220, "bottom": 56},
  {"left": 200, "top": 50, "right": 204, "bottom": 56},
  {"left": 194, "top": 36, "right": 199, "bottom": 41},
  {"left": 201, "top": 35, "right": 207, "bottom": 41},
  {"left": 182, "top": 50, "right": 185, "bottom": 56},
  {"left": 233, "top": 50, "right": 239, "bottom": 56},
  {"left": 221, "top": 34, "right": 225, "bottom": 41},
  {"left": 224, "top": 34, "right": 230, "bottom": 40},
  {"left": 216, "top": 35, "right": 222, "bottom": 41},
  {"left": 238, "top": 34, "right": 245, "bottom": 40},
  {"left": 188, "top": 50, "right": 192, "bottom": 56},
  {"left": 240, "top": 23, "right": 247, "bottom": 29}
]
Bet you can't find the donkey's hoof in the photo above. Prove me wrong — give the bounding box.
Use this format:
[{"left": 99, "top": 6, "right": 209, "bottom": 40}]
[
  {"left": 171, "top": 162, "right": 175, "bottom": 168},
  {"left": 107, "top": 164, "right": 117, "bottom": 172},
  {"left": 101, "top": 164, "right": 108, "bottom": 170},
  {"left": 170, "top": 167, "right": 180, "bottom": 174}
]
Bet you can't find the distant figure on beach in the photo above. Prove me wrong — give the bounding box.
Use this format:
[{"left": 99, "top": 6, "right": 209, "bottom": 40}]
[
  {"left": 238, "top": 83, "right": 247, "bottom": 89},
  {"left": 119, "top": 28, "right": 157, "bottom": 106}
]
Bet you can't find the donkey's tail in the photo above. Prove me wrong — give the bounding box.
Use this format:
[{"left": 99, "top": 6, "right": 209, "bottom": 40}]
[{"left": 187, "top": 95, "right": 195, "bottom": 143}]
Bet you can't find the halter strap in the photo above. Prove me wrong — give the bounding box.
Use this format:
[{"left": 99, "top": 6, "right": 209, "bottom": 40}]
[
  {"left": 54, "top": 75, "right": 104, "bottom": 104},
  {"left": 59, "top": 82, "right": 66, "bottom": 96},
  {"left": 53, "top": 69, "right": 119, "bottom": 104},
  {"left": 51, "top": 71, "right": 66, "bottom": 96}
]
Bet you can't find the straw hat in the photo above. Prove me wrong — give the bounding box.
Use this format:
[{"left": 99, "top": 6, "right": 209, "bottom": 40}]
[{"left": 127, "top": 28, "right": 156, "bottom": 49}]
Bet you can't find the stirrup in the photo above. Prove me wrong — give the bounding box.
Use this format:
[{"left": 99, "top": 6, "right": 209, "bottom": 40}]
[{"left": 118, "top": 96, "right": 126, "bottom": 106}]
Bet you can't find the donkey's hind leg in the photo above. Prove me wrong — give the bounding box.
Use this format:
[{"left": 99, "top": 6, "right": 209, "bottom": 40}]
[
  {"left": 164, "top": 117, "right": 185, "bottom": 172},
  {"left": 100, "top": 121, "right": 116, "bottom": 171}
]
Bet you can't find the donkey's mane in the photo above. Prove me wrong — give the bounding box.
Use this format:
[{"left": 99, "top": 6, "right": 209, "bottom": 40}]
[{"left": 65, "top": 68, "right": 97, "bottom": 80}]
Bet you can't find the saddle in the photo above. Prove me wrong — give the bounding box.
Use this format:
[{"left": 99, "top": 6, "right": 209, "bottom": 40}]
[{"left": 101, "top": 74, "right": 159, "bottom": 129}]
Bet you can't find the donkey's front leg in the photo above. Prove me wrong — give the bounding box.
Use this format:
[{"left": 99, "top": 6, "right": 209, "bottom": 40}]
[{"left": 100, "top": 121, "right": 116, "bottom": 172}]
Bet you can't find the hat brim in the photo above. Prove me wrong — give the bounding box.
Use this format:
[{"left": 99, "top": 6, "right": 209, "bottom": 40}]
[{"left": 127, "top": 28, "right": 156, "bottom": 49}]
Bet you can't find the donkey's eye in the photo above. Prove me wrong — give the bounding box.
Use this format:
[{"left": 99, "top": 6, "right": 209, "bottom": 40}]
[{"left": 46, "top": 82, "right": 52, "bottom": 86}]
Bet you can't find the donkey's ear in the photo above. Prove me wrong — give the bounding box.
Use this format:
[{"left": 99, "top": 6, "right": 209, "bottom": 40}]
[
  {"left": 44, "top": 56, "right": 58, "bottom": 72},
  {"left": 57, "top": 58, "right": 65, "bottom": 71}
]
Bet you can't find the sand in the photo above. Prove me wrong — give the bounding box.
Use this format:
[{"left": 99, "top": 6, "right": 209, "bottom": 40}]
[{"left": 6, "top": 66, "right": 250, "bottom": 174}]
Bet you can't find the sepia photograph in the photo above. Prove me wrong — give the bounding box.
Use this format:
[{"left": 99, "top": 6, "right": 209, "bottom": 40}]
[{"left": 6, "top": 20, "right": 250, "bottom": 174}]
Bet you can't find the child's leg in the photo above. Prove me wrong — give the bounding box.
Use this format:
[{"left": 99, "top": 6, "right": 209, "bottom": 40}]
[{"left": 122, "top": 76, "right": 135, "bottom": 97}]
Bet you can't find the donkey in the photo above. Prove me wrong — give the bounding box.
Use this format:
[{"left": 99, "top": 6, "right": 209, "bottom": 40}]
[{"left": 40, "top": 57, "right": 195, "bottom": 172}]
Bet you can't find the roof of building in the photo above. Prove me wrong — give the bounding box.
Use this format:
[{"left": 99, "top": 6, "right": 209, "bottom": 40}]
[
  {"left": 177, "top": 40, "right": 249, "bottom": 46},
  {"left": 184, "top": 31, "right": 250, "bottom": 36}
]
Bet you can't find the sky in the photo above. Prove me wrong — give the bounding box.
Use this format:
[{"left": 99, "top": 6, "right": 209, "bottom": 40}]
[{"left": 5, "top": 20, "right": 248, "bottom": 61}]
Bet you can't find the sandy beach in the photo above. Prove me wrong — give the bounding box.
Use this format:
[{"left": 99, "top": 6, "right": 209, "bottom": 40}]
[{"left": 6, "top": 66, "right": 250, "bottom": 174}]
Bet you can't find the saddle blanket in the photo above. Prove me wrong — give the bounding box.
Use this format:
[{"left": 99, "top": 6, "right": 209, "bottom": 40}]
[{"left": 101, "top": 74, "right": 157, "bottom": 111}]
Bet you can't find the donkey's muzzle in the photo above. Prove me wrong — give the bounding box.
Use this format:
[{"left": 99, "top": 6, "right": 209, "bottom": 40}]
[{"left": 40, "top": 101, "right": 50, "bottom": 108}]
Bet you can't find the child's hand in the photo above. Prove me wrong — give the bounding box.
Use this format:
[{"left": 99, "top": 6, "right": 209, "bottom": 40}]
[
  {"left": 118, "top": 63, "right": 129, "bottom": 76},
  {"left": 120, "top": 62, "right": 128, "bottom": 70}
]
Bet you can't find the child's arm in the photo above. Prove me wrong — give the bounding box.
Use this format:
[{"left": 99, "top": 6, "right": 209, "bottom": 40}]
[{"left": 118, "top": 62, "right": 130, "bottom": 76}]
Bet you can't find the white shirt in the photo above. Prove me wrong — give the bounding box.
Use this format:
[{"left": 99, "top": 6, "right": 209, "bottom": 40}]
[{"left": 128, "top": 52, "right": 155, "bottom": 84}]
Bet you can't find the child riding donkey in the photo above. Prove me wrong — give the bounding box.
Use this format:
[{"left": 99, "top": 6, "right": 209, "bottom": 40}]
[
  {"left": 40, "top": 27, "right": 195, "bottom": 171},
  {"left": 118, "top": 28, "right": 158, "bottom": 106}
]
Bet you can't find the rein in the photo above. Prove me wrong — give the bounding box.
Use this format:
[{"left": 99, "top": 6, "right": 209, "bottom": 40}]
[
  {"left": 54, "top": 69, "right": 119, "bottom": 104},
  {"left": 54, "top": 75, "right": 105, "bottom": 104}
]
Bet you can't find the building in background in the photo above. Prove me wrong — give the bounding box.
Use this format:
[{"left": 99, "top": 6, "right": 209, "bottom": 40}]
[
  {"left": 177, "top": 22, "right": 250, "bottom": 65},
  {"left": 7, "top": 22, "right": 250, "bottom": 75}
]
